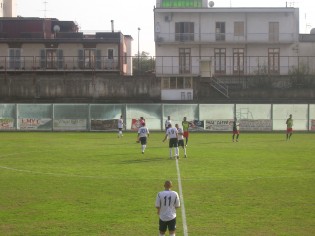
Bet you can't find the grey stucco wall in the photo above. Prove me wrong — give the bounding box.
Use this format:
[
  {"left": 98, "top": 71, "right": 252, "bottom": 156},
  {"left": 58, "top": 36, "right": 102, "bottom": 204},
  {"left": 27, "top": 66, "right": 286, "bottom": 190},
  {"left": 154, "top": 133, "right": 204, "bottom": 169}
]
[
  {"left": 0, "top": 73, "right": 161, "bottom": 102},
  {"left": 0, "top": 73, "right": 314, "bottom": 103}
]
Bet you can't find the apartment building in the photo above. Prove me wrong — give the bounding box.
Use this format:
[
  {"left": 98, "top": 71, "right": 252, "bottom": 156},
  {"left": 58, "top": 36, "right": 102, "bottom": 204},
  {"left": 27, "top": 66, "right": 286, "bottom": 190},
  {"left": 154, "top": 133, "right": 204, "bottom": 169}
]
[
  {"left": 0, "top": 17, "right": 133, "bottom": 75},
  {"left": 154, "top": 0, "right": 308, "bottom": 100},
  {"left": 0, "top": 0, "right": 16, "bottom": 17}
]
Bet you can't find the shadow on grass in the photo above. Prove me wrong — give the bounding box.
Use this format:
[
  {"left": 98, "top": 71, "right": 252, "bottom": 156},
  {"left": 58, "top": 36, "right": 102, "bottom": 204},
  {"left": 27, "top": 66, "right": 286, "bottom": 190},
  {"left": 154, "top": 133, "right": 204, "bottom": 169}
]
[
  {"left": 119, "top": 157, "right": 167, "bottom": 164},
  {"left": 198, "top": 139, "right": 288, "bottom": 145}
]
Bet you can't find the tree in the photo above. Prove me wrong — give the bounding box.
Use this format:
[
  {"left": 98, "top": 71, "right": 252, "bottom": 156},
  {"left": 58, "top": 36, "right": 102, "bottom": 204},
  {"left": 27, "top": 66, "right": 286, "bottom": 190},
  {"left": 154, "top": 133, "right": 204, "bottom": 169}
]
[{"left": 133, "top": 51, "right": 155, "bottom": 75}]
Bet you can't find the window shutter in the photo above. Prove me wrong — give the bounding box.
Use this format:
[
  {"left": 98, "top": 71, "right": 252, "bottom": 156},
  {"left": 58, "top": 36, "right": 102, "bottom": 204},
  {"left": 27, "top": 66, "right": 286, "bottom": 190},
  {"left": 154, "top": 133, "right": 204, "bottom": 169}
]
[
  {"left": 96, "top": 49, "right": 101, "bottom": 69},
  {"left": 9, "top": 49, "right": 15, "bottom": 69},
  {"left": 175, "top": 22, "right": 180, "bottom": 41},
  {"left": 15, "top": 49, "right": 21, "bottom": 69},
  {"left": 40, "top": 49, "right": 46, "bottom": 68},
  {"left": 57, "top": 49, "right": 63, "bottom": 69},
  {"left": 78, "top": 49, "right": 84, "bottom": 69}
]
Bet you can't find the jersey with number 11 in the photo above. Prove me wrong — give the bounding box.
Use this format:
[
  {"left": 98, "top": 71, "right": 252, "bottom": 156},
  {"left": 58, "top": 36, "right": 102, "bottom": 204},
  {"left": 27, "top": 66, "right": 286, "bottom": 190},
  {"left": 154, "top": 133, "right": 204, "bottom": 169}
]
[{"left": 155, "top": 190, "right": 180, "bottom": 221}]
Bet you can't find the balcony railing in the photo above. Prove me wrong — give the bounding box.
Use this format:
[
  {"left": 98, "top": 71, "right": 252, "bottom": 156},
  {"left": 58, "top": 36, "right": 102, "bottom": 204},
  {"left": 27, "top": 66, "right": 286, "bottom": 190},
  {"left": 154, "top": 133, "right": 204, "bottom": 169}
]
[
  {"left": 1, "top": 55, "right": 314, "bottom": 77},
  {"left": 0, "top": 56, "right": 120, "bottom": 71},
  {"left": 155, "top": 56, "right": 315, "bottom": 76},
  {"left": 155, "top": 32, "right": 297, "bottom": 44}
]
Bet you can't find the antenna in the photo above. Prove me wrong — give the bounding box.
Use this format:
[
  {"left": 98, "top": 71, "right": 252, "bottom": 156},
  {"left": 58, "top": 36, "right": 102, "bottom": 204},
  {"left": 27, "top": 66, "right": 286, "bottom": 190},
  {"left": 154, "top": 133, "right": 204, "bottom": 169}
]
[
  {"left": 287, "top": 1, "right": 295, "bottom": 7},
  {"left": 43, "top": 0, "right": 48, "bottom": 18},
  {"left": 305, "top": 13, "right": 312, "bottom": 33}
]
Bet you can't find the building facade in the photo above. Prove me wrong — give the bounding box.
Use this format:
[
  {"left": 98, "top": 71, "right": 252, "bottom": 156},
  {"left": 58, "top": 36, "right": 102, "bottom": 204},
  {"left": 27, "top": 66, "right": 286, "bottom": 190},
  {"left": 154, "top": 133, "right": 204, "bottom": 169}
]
[
  {"left": 154, "top": 0, "right": 314, "bottom": 100},
  {"left": 0, "top": 17, "right": 133, "bottom": 75},
  {"left": 0, "top": 0, "right": 16, "bottom": 17}
]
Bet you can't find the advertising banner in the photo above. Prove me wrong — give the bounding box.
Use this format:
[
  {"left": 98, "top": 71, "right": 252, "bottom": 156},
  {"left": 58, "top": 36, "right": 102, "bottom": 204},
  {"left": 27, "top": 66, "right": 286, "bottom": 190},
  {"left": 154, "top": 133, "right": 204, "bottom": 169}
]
[
  {"left": 240, "top": 119, "right": 272, "bottom": 131},
  {"left": 190, "top": 120, "right": 204, "bottom": 131},
  {"left": 53, "top": 119, "right": 87, "bottom": 131},
  {"left": 0, "top": 118, "right": 14, "bottom": 130},
  {"left": 131, "top": 119, "right": 141, "bottom": 131},
  {"left": 205, "top": 119, "right": 234, "bottom": 131},
  {"left": 91, "top": 119, "right": 118, "bottom": 131},
  {"left": 18, "top": 118, "right": 52, "bottom": 130},
  {"left": 205, "top": 119, "right": 272, "bottom": 131}
]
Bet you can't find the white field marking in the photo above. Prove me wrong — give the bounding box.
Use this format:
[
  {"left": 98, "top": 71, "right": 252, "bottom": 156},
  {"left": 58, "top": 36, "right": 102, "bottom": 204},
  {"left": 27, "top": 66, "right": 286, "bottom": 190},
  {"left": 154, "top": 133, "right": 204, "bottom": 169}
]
[
  {"left": 1, "top": 152, "right": 312, "bottom": 181},
  {"left": 176, "top": 158, "right": 189, "bottom": 236},
  {"left": 0, "top": 165, "right": 168, "bottom": 180},
  {"left": 0, "top": 164, "right": 312, "bottom": 181},
  {"left": 0, "top": 151, "right": 43, "bottom": 158},
  {"left": 172, "top": 175, "right": 315, "bottom": 181}
]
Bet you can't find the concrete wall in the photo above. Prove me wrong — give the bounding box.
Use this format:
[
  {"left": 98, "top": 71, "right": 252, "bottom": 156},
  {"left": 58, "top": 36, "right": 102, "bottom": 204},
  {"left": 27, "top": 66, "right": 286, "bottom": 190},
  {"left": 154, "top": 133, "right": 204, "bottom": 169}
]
[
  {"left": 0, "top": 73, "right": 161, "bottom": 102},
  {"left": 197, "top": 76, "right": 315, "bottom": 102},
  {"left": 1, "top": 73, "right": 314, "bottom": 103}
]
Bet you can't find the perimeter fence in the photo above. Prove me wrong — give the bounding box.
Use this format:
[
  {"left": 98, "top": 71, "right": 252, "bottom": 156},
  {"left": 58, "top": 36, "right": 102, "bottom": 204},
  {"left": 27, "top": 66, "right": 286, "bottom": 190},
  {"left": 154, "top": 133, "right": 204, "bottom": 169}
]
[{"left": 0, "top": 103, "right": 314, "bottom": 132}]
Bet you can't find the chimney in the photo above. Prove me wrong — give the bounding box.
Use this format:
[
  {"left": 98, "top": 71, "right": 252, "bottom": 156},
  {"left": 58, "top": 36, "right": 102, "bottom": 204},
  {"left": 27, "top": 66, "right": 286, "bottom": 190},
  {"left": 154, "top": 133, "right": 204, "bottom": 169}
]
[{"left": 111, "top": 20, "right": 114, "bottom": 32}]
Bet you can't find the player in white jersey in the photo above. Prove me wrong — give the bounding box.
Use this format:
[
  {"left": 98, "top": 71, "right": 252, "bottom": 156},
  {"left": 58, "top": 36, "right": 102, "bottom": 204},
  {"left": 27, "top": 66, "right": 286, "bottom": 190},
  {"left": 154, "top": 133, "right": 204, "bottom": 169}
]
[
  {"left": 137, "top": 122, "right": 149, "bottom": 154},
  {"left": 117, "top": 115, "right": 124, "bottom": 138},
  {"left": 162, "top": 124, "right": 179, "bottom": 159},
  {"left": 155, "top": 180, "right": 180, "bottom": 236},
  {"left": 164, "top": 115, "right": 172, "bottom": 131},
  {"left": 175, "top": 124, "right": 187, "bottom": 158}
]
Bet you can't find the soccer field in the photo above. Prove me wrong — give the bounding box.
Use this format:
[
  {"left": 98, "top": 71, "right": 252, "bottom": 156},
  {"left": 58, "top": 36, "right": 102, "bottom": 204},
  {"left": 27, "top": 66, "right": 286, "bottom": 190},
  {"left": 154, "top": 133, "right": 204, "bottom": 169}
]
[{"left": 0, "top": 132, "right": 314, "bottom": 236}]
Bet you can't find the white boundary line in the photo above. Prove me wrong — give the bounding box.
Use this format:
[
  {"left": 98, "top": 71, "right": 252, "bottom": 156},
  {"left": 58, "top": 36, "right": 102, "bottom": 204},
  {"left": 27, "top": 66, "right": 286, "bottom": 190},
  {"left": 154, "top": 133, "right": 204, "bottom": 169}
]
[
  {"left": 1, "top": 164, "right": 312, "bottom": 181},
  {"left": 176, "top": 159, "right": 188, "bottom": 236},
  {"left": 0, "top": 165, "right": 167, "bottom": 180}
]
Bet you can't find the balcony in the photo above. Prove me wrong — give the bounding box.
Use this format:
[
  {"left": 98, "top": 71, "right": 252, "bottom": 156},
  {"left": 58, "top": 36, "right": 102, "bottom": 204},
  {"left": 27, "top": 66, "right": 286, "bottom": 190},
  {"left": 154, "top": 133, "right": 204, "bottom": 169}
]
[
  {"left": 155, "top": 55, "right": 315, "bottom": 76},
  {"left": 0, "top": 56, "right": 120, "bottom": 72},
  {"left": 155, "top": 32, "right": 297, "bottom": 44}
]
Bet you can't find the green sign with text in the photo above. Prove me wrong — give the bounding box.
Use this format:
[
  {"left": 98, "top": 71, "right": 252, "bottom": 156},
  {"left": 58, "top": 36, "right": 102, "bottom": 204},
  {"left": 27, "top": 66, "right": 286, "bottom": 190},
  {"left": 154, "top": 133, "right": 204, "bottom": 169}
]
[{"left": 161, "top": 0, "right": 203, "bottom": 8}]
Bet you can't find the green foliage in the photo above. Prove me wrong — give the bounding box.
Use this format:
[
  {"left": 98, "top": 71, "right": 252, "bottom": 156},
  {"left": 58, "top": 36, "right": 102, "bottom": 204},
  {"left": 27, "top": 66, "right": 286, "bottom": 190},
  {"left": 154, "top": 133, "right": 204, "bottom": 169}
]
[
  {"left": 289, "top": 62, "right": 312, "bottom": 87},
  {"left": 133, "top": 51, "right": 155, "bottom": 74},
  {"left": 254, "top": 63, "right": 268, "bottom": 76},
  {"left": 289, "top": 62, "right": 310, "bottom": 77},
  {"left": 0, "top": 132, "right": 314, "bottom": 235}
]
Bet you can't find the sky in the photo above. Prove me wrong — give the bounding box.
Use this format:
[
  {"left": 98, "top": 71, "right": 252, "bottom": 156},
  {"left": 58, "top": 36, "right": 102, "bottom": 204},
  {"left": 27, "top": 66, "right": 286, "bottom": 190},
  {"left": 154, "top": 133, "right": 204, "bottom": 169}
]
[{"left": 16, "top": 0, "right": 315, "bottom": 56}]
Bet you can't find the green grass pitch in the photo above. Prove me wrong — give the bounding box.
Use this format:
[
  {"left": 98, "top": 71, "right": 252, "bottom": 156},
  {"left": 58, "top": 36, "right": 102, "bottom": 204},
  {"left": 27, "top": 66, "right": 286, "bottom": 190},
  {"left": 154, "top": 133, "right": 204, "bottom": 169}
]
[{"left": 0, "top": 132, "right": 314, "bottom": 235}]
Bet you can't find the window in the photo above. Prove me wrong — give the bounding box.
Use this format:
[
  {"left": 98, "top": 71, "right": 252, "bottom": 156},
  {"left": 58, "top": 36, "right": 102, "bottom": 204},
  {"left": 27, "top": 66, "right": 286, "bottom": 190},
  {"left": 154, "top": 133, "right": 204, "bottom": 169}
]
[
  {"left": 40, "top": 49, "right": 63, "bottom": 69},
  {"left": 177, "top": 78, "right": 184, "bottom": 89},
  {"left": 9, "top": 48, "right": 21, "bottom": 69},
  {"left": 214, "top": 48, "right": 226, "bottom": 74},
  {"left": 108, "top": 49, "right": 114, "bottom": 59},
  {"left": 269, "top": 22, "right": 279, "bottom": 42},
  {"left": 234, "top": 22, "right": 244, "bottom": 37},
  {"left": 161, "top": 77, "right": 170, "bottom": 89},
  {"left": 161, "top": 77, "right": 193, "bottom": 89},
  {"left": 175, "top": 22, "right": 194, "bottom": 41},
  {"left": 216, "top": 22, "right": 225, "bottom": 41},
  {"left": 46, "top": 49, "right": 57, "bottom": 69},
  {"left": 268, "top": 48, "right": 280, "bottom": 74},
  {"left": 233, "top": 48, "right": 244, "bottom": 74},
  {"left": 179, "top": 48, "right": 191, "bottom": 74},
  {"left": 184, "top": 77, "right": 192, "bottom": 88},
  {"left": 84, "top": 49, "right": 96, "bottom": 68},
  {"left": 105, "top": 49, "right": 116, "bottom": 69},
  {"left": 170, "top": 77, "right": 177, "bottom": 89},
  {"left": 78, "top": 49, "right": 101, "bottom": 69}
]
